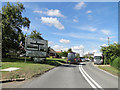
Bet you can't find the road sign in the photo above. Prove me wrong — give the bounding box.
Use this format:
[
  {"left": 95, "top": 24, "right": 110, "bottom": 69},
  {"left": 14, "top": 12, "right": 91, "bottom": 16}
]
[{"left": 25, "top": 37, "right": 48, "bottom": 62}]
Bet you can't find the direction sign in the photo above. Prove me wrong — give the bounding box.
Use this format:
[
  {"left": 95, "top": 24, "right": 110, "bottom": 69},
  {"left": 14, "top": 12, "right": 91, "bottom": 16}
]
[{"left": 25, "top": 37, "right": 48, "bottom": 59}]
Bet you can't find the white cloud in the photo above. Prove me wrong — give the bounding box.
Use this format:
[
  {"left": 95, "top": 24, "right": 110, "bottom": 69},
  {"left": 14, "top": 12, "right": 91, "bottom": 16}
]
[
  {"left": 84, "top": 51, "right": 89, "bottom": 55},
  {"left": 63, "top": 48, "right": 69, "bottom": 51},
  {"left": 71, "top": 45, "right": 84, "bottom": 54},
  {"left": 48, "top": 41, "right": 53, "bottom": 45},
  {"left": 33, "top": 10, "right": 43, "bottom": 14},
  {"left": 53, "top": 45, "right": 63, "bottom": 50},
  {"left": 54, "top": 32, "right": 99, "bottom": 40},
  {"left": 46, "top": 9, "right": 64, "bottom": 17},
  {"left": 114, "top": 41, "right": 117, "bottom": 44},
  {"left": 74, "top": 2, "right": 86, "bottom": 10},
  {"left": 22, "top": 28, "right": 31, "bottom": 33},
  {"left": 73, "top": 19, "right": 78, "bottom": 23},
  {"left": 101, "top": 29, "right": 111, "bottom": 35},
  {"left": 41, "top": 17, "right": 64, "bottom": 30},
  {"left": 101, "top": 44, "right": 108, "bottom": 47},
  {"left": 71, "top": 45, "right": 84, "bottom": 50},
  {"left": 59, "top": 39, "right": 70, "bottom": 44},
  {"left": 99, "top": 37, "right": 108, "bottom": 41},
  {"left": 34, "top": 9, "right": 64, "bottom": 17},
  {"left": 89, "top": 28, "right": 96, "bottom": 31},
  {"left": 76, "top": 26, "right": 96, "bottom": 32},
  {"left": 92, "top": 50, "right": 97, "bottom": 53},
  {"left": 86, "top": 10, "right": 92, "bottom": 14},
  {"left": 84, "top": 50, "right": 97, "bottom": 55},
  {"left": 109, "top": 36, "right": 116, "bottom": 39},
  {"left": 52, "top": 45, "right": 69, "bottom": 51}
]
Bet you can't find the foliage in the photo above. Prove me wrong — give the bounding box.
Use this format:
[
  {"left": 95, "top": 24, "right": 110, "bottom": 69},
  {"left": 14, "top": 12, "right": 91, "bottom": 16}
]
[
  {"left": 83, "top": 55, "right": 88, "bottom": 58},
  {"left": 57, "top": 51, "right": 68, "bottom": 57},
  {"left": 67, "top": 48, "right": 72, "bottom": 53},
  {"left": 111, "top": 57, "right": 120, "bottom": 70},
  {"left": 101, "top": 43, "right": 120, "bottom": 64},
  {"left": 89, "top": 56, "right": 94, "bottom": 60},
  {"left": 29, "top": 30, "right": 43, "bottom": 39},
  {"left": 75, "top": 53, "right": 80, "bottom": 58},
  {"left": 2, "top": 2, "right": 30, "bottom": 57}
]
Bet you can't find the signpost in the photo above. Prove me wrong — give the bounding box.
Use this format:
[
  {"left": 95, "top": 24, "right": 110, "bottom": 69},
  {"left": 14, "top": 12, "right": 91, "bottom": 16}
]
[{"left": 25, "top": 37, "right": 48, "bottom": 62}]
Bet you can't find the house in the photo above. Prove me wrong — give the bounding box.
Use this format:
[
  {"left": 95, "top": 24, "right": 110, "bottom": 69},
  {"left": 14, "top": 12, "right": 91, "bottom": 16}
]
[
  {"left": 48, "top": 47, "right": 60, "bottom": 58},
  {"left": 56, "top": 51, "right": 62, "bottom": 53}
]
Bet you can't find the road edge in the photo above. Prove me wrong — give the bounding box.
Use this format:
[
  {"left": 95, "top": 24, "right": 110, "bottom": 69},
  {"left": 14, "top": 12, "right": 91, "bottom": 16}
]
[{"left": 91, "top": 62, "right": 118, "bottom": 78}]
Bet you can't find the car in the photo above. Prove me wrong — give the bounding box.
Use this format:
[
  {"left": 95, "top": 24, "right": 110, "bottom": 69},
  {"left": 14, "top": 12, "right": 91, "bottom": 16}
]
[
  {"left": 94, "top": 53, "right": 104, "bottom": 64},
  {"left": 67, "top": 52, "right": 80, "bottom": 64},
  {"left": 81, "top": 58, "right": 86, "bottom": 62}
]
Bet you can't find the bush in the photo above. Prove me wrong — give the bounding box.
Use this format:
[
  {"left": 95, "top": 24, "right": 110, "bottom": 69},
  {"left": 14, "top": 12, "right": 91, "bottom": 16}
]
[{"left": 111, "top": 57, "right": 120, "bottom": 70}]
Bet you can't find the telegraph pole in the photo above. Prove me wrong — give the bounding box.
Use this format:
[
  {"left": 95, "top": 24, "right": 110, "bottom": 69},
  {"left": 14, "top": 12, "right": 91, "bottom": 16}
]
[
  {"left": 83, "top": 48, "right": 84, "bottom": 56},
  {"left": 108, "top": 37, "right": 110, "bottom": 45}
]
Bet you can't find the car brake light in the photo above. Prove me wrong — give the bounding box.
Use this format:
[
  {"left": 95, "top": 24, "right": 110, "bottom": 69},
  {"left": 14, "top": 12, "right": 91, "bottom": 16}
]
[{"left": 74, "top": 59, "right": 76, "bottom": 61}]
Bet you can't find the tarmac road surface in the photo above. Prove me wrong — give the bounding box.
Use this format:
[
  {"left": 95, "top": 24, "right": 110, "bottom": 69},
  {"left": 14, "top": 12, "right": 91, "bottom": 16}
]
[{"left": 2, "top": 62, "right": 118, "bottom": 89}]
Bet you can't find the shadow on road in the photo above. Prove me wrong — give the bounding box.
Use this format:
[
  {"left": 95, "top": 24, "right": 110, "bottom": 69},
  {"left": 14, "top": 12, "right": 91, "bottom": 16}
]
[
  {"left": 60, "top": 64, "right": 77, "bottom": 68},
  {"left": 79, "top": 63, "right": 86, "bottom": 65}
]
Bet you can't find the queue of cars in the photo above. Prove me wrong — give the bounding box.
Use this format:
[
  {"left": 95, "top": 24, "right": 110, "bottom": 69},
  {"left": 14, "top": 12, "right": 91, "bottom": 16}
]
[
  {"left": 67, "top": 52, "right": 104, "bottom": 65},
  {"left": 67, "top": 52, "right": 91, "bottom": 64}
]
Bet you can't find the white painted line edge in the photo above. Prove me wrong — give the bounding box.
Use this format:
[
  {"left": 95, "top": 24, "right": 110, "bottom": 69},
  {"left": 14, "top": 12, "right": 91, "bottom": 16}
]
[
  {"left": 81, "top": 65, "right": 103, "bottom": 89},
  {"left": 79, "top": 65, "right": 97, "bottom": 88}
]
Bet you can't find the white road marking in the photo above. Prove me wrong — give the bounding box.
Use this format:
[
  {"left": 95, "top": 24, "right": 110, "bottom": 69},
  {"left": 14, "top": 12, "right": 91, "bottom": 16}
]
[
  {"left": 81, "top": 65, "right": 103, "bottom": 88},
  {"left": 79, "top": 65, "right": 104, "bottom": 90},
  {"left": 79, "top": 65, "right": 97, "bottom": 88}
]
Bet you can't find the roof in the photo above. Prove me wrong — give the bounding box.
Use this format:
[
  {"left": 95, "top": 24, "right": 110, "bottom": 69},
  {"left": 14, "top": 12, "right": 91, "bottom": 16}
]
[{"left": 56, "top": 51, "right": 62, "bottom": 53}]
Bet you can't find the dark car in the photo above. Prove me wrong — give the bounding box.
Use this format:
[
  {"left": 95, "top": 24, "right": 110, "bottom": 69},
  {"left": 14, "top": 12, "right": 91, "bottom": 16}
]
[{"left": 67, "top": 52, "right": 80, "bottom": 64}]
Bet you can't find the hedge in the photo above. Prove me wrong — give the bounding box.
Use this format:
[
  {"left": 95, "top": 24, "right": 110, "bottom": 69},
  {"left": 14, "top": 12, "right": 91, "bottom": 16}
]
[{"left": 111, "top": 57, "right": 120, "bottom": 70}]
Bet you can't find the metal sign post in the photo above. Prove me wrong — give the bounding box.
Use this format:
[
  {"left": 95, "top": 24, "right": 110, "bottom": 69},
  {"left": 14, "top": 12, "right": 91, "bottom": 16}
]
[{"left": 25, "top": 37, "right": 27, "bottom": 63}]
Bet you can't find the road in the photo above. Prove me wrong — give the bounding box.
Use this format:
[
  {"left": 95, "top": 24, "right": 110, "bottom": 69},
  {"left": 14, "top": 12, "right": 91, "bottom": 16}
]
[{"left": 2, "top": 62, "right": 118, "bottom": 89}]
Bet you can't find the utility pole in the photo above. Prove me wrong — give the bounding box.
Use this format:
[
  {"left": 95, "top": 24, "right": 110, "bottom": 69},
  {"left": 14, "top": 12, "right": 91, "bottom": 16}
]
[
  {"left": 83, "top": 48, "right": 84, "bottom": 56},
  {"left": 108, "top": 37, "right": 110, "bottom": 45}
]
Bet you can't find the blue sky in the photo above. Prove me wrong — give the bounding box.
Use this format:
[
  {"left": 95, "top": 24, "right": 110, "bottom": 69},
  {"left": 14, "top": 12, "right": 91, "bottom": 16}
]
[{"left": 2, "top": 2, "right": 118, "bottom": 56}]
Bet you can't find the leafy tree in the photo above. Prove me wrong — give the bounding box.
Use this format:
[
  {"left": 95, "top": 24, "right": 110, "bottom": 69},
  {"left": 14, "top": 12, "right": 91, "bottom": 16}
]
[
  {"left": 2, "top": 2, "right": 30, "bottom": 57},
  {"left": 89, "top": 56, "right": 93, "bottom": 60},
  {"left": 67, "top": 48, "right": 72, "bottom": 53},
  {"left": 75, "top": 53, "right": 80, "bottom": 58},
  {"left": 58, "top": 51, "right": 68, "bottom": 57},
  {"left": 29, "top": 30, "right": 43, "bottom": 40},
  {"left": 101, "top": 43, "right": 120, "bottom": 65}
]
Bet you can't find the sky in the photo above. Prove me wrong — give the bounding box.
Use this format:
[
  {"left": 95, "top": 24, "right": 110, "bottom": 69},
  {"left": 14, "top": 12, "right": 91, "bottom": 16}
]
[{"left": 2, "top": 2, "right": 118, "bottom": 56}]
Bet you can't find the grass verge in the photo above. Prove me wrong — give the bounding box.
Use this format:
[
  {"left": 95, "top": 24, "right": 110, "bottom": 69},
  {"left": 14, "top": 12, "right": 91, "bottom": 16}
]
[
  {"left": 1, "top": 57, "right": 67, "bottom": 80},
  {"left": 98, "top": 65, "right": 119, "bottom": 76}
]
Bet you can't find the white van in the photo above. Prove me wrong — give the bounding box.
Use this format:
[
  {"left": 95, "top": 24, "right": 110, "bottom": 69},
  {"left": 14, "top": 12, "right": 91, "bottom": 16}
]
[{"left": 94, "top": 53, "right": 103, "bottom": 64}]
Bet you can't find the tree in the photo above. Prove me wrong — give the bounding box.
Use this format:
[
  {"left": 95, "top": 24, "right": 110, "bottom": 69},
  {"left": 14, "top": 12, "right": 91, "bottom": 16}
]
[
  {"left": 29, "top": 30, "right": 43, "bottom": 40},
  {"left": 58, "top": 51, "right": 68, "bottom": 57},
  {"left": 101, "top": 43, "right": 120, "bottom": 65},
  {"left": 75, "top": 53, "right": 80, "bottom": 58},
  {"left": 67, "top": 48, "right": 72, "bottom": 53},
  {"left": 2, "top": 2, "right": 30, "bottom": 57}
]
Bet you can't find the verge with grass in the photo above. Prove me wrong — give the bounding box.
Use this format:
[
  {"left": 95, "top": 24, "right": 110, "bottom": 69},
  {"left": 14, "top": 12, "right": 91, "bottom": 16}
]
[
  {"left": 98, "top": 65, "right": 119, "bottom": 76},
  {"left": 2, "top": 58, "right": 67, "bottom": 81}
]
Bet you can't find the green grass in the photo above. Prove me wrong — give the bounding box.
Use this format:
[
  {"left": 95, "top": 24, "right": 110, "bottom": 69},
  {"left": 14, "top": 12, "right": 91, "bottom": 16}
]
[
  {"left": 98, "top": 65, "right": 119, "bottom": 76},
  {"left": 1, "top": 57, "right": 67, "bottom": 80}
]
